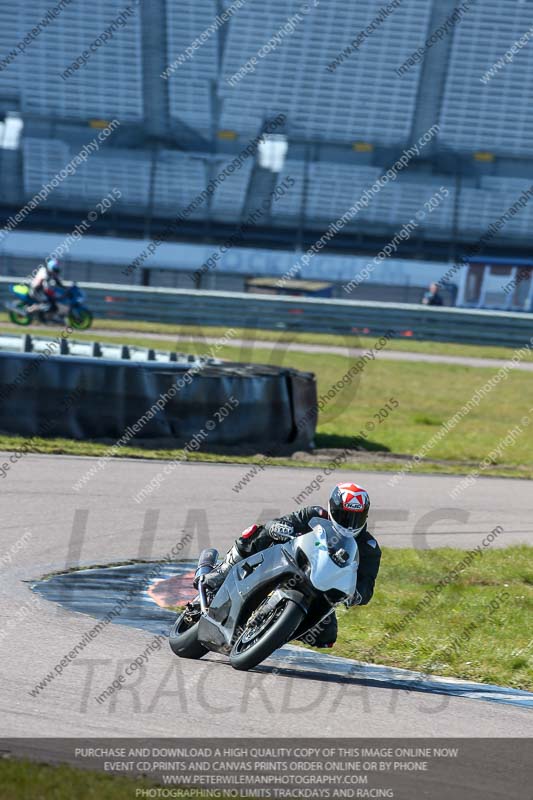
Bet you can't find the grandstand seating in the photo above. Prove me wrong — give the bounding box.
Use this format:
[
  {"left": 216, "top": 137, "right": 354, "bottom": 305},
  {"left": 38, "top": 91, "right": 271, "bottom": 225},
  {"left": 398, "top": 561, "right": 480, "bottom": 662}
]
[
  {"left": 165, "top": 0, "right": 218, "bottom": 138},
  {"left": 209, "top": 155, "right": 253, "bottom": 221},
  {"left": 271, "top": 163, "right": 456, "bottom": 237},
  {"left": 2, "top": 0, "right": 532, "bottom": 157},
  {"left": 268, "top": 160, "right": 305, "bottom": 223},
  {"left": 439, "top": 0, "right": 533, "bottom": 156},
  {"left": 22, "top": 133, "right": 531, "bottom": 242},
  {"left": 365, "top": 177, "right": 455, "bottom": 235},
  {"left": 305, "top": 164, "right": 382, "bottom": 225},
  {"left": 0, "top": 1, "right": 143, "bottom": 121},
  {"left": 21, "top": 137, "right": 255, "bottom": 221},
  {"left": 0, "top": 6, "right": 20, "bottom": 102},
  {"left": 0, "top": 0, "right": 532, "bottom": 256},
  {"left": 219, "top": 0, "right": 431, "bottom": 144},
  {"left": 154, "top": 150, "right": 208, "bottom": 218},
  {"left": 459, "top": 186, "right": 533, "bottom": 238},
  {"left": 23, "top": 137, "right": 71, "bottom": 203},
  {"left": 23, "top": 138, "right": 151, "bottom": 212}
]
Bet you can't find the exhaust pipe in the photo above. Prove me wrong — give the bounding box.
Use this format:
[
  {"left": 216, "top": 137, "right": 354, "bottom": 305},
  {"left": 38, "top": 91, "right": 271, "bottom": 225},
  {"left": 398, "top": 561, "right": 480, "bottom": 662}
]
[{"left": 194, "top": 548, "right": 219, "bottom": 613}]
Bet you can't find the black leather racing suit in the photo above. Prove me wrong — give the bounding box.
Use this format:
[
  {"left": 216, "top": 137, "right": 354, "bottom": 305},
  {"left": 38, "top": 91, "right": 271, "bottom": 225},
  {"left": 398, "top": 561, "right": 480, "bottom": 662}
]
[{"left": 234, "top": 505, "right": 382, "bottom": 647}]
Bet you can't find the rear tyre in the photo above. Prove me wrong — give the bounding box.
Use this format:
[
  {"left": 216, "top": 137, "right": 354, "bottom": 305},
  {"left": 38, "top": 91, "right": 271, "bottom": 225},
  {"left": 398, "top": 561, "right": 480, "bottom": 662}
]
[
  {"left": 169, "top": 610, "right": 207, "bottom": 659},
  {"left": 68, "top": 308, "right": 93, "bottom": 330},
  {"left": 229, "top": 598, "right": 305, "bottom": 671},
  {"left": 9, "top": 303, "right": 31, "bottom": 326}
]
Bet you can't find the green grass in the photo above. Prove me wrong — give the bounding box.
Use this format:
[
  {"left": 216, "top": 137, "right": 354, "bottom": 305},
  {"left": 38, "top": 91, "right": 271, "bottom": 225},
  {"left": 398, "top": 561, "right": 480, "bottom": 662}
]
[
  {"left": 1, "top": 432, "right": 532, "bottom": 479},
  {"left": 1, "top": 316, "right": 533, "bottom": 478},
  {"left": 0, "top": 758, "right": 166, "bottom": 800},
  {"left": 1, "top": 313, "right": 532, "bottom": 362},
  {"left": 305, "top": 353, "right": 533, "bottom": 466},
  {"left": 331, "top": 545, "right": 533, "bottom": 690}
]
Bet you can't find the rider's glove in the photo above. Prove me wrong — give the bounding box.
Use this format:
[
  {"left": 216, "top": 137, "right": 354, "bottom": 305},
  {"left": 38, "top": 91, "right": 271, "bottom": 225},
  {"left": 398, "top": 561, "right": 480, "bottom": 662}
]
[
  {"left": 267, "top": 521, "right": 295, "bottom": 542},
  {"left": 343, "top": 590, "right": 363, "bottom": 609}
]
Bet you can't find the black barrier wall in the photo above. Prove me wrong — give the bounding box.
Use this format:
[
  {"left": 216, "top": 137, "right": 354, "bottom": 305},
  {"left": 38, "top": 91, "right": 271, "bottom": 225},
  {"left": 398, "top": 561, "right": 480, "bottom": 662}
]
[{"left": 0, "top": 353, "right": 317, "bottom": 449}]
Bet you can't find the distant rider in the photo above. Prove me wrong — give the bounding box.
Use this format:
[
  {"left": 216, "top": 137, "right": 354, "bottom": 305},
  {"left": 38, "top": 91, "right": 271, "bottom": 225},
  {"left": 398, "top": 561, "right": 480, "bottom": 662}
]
[
  {"left": 31, "top": 257, "right": 64, "bottom": 317},
  {"left": 204, "top": 482, "right": 381, "bottom": 648}
]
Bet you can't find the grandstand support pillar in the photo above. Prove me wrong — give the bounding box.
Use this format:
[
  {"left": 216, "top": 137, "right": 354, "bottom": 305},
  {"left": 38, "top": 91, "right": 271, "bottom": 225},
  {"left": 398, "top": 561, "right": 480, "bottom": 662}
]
[
  {"left": 140, "top": 0, "right": 170, "bottom": 140},
  {"left": 143, "top": 145, "right": 158, "bottom": 240},
  {"left": 297, "top": 143, "right": 312, "bottom": 252},
  {"left": 241, "top": 164, "right": 277, "bottom": 222},
  {"left": 0, "top": 146, "right": 23, "bottom": 206},
  {"left": 409, "top": 0, "right": 458, "bottom": 150},
  {"left": 241, "top": 116, "right": 294, "bottom": 221},
  {"left": 449, "top": 169, "right": 461, "bottom": 264}
]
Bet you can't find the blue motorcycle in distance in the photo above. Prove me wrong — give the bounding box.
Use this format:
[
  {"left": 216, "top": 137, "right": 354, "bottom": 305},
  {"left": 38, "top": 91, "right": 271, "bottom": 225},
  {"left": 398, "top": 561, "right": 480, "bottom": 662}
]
[{"left": 5, "top": 282, "right": 93, "bottom": 330}]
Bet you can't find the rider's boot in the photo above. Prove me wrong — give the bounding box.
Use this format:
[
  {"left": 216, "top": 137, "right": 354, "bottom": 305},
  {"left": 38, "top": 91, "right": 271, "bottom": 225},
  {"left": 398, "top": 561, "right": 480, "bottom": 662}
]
[
  {"left": 297, "top": 611, "right": 337, "bottom": 648},
  {"left": 203, "top": 544, "right": 244, "bottom": 592}
]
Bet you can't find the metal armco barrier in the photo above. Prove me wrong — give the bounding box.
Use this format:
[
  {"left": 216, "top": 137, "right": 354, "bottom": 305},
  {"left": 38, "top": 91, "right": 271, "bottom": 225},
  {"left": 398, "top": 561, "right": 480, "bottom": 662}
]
[
  {"left": 2, "top": 278, "right": 533, "bottom": 347},
  {"left": 0, "top": 352, "right": 317, "bottom": 449}
]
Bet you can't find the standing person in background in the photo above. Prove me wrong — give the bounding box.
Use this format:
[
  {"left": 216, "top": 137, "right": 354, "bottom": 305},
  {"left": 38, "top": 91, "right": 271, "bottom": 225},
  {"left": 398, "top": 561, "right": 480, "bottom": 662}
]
[{"left": 422, "top": 282, "right": 444, "bottom": 306}]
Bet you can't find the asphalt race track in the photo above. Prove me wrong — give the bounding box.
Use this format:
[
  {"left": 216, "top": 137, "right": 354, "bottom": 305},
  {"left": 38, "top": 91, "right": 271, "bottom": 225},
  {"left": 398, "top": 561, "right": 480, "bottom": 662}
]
[{"left": 1, "top": 453, "right": 532, "bottom": 741}]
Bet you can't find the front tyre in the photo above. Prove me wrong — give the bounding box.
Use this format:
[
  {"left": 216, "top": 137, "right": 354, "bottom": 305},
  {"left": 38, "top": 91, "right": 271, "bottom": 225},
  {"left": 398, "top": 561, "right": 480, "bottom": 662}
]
[
  {"left": 9, "top": 303, "right": 32, "bottom": 326},
  {"left": 230, "top": 598, "right": 305, "bottom": 671},
  {"left": 169, "top": 610, "right": 207, "bottom": 659},
  {"left": 68, "top": 308, "right": 93, "bottom": 330}
]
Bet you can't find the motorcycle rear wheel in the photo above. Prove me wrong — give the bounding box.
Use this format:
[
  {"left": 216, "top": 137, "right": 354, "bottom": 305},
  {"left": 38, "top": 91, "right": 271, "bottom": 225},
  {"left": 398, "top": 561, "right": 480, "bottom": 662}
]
[
  {"left": 229, "top": 598, "right": 305, "bottom": 671},
  {"left": 68, "top": 308, "right": 93, "bottom": 330},
  {"left": 169, "top": 610, "right": 208, "bottom": 659},
  {"left": 9, "top": 303, "right": 32, "bottom": 326}
]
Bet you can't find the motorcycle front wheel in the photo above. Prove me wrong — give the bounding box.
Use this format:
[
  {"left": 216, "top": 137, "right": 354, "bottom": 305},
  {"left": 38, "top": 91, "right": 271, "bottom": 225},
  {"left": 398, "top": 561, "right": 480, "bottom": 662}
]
[
  {"left": 169, "top": 609, "right": 208, "bottom": 659},
  {"left": 229, "top": 598, "right": 305, "bottom": 671},
  {"left": 68, "top": 308, "right": 93, "bottom": 330},
  {"left": 9, "top": 302, "right": 32, "bottom": 326}
]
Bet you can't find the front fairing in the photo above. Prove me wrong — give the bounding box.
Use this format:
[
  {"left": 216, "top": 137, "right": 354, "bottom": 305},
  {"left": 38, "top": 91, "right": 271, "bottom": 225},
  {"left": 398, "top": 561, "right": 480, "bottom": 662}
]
[
  {"left": 11, "top": 284, "right": 30, "bottom": 300},
  {"left": 290, "top": 518, "right": 358, "bottom": 597},
  {"left": 70, "top": 286, "right": 85, "bottom": 305}
]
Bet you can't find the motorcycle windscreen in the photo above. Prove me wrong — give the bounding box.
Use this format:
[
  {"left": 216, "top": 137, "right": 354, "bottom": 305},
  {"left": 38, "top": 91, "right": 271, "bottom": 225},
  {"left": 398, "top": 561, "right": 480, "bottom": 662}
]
[{"left": 294, "top": 518, "right": 358, "bottom": 596}]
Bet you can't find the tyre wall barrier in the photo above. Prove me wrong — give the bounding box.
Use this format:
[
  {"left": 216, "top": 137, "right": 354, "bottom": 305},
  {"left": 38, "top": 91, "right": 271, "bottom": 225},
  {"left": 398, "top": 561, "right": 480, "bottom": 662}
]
[{"left": 0, "top": 353, "right": 317, "bottom": 450}]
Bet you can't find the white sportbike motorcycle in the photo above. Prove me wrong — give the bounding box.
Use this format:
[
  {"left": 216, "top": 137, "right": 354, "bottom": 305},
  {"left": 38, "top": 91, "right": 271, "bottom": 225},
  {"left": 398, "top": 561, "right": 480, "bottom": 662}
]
[{"left": 169, "top": 518, "right": 359, "bottom": 671}]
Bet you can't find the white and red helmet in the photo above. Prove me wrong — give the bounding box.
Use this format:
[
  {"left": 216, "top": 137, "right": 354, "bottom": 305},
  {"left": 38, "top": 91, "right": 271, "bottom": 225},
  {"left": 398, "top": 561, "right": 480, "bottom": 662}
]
[{"left": 328, "top": 482, "right": 370, "bottom": 536}]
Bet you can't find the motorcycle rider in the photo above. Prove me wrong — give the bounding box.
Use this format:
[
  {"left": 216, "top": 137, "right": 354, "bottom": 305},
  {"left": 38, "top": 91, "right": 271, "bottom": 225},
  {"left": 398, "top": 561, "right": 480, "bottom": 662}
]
[
  {"left": 204, "top": 482, "right": 381, "bottom": 648},
  {"left": 30, "top": 257, "right": 64, "bottom": 318}
]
